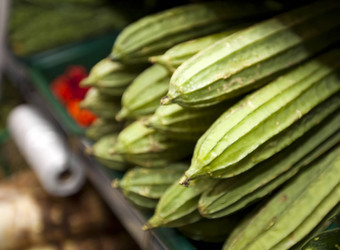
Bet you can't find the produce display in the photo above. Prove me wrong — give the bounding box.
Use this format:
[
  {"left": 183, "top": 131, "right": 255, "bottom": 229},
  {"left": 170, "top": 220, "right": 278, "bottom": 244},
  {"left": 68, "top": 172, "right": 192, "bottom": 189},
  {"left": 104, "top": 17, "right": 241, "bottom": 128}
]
[
  {"left": 75, "top": 0, "right": 340, "bottom": 249},
  {"left": 162, "top": 2, "right": 340, "bottom": 108},
  {"left": 224, "top": 146, "right": 340, "bottom": 250},
  {"left": 111, "top": 1, "right": 278, "bottom": 64},
  {"left": 181, "top": 51, "right": 340, "bottom": 182}
]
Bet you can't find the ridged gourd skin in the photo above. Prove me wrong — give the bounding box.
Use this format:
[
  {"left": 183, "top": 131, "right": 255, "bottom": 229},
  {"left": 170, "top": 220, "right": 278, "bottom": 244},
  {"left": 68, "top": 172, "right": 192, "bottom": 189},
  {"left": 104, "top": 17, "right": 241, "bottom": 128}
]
[
  {"left": 223, "top": 146, "right": 340, "bottom": 250},
  {"left": 116, "top": 64, "right": 171, "bottom": 121},
  {"left": 111, "top": 119, "right": 195, "bottom": 168},
  {"left": 180, "top": 50, "right": 340, "bottom": 184},
  {"left": 85, "top": 118, "right": 122, "bottom": 141},
  {"left": 117, "top": 163, "right": 188, "bottom": 200},
  {"left": 90, "top": 134, "right": 128, "bottom": 171},
  {"left": 80, "top": 87, "right": 121, "bottom": 119},
  {"left": 123, "top": 192, "right": 159, "bottom": 210},
  {"left": 199, "top": 109, "right": 340, "bottom": 218},
  {"left": 112, "top": 1, "right": 277, "bottom": 63},
  {"left": 163, "top": 1, "right": 340, "bottom": 108},
  {"left": 147, "top": 99, "right": 236, "bottom": 141},
  {"left": 150, "top": 27, "right": 245, "bottom": 72},
  {"left": 208, "top": 93, "right": 340, "bottom": 179},
  {"left": 80, "top": 58, "right": 144, "bottom": 97},
  {"left": 144, "top": 178, "right": 216, "bottom": 229}
]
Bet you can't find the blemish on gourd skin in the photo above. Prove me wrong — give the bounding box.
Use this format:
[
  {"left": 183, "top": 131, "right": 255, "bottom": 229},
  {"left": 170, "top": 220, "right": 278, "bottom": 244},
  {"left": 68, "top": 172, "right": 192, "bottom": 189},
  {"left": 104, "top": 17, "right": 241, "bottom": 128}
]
[
  {"left": 229, "top": 108, "right": 236, "bottom": 115},
  {"left": 296, "top": 109, "right": 302, "bottom": 119},
  {"left": 266, "top": 217, "right": 276, "bottom": 229},
  {"left": 215, "top": 73, "right": 225, "bottom": 81},
  {"left": 229, "top": 77, "right": 244, "bottom": 85},
  {"left": 247, "top": 100, "right": 255, "bottom": 108},
  {"left": 222, "top": 73, "right": 231, "bottom": 80},
  {"left": 280, "top": 194, "right": 287, "bottom": 202},
  {"left": 145, "top": 160, "right": 152, "bottom": 168},
  {"left": 141, "top": 47, "right": 150, "bottom": 53},
  {"left": 140, "top": 186, "right": 151, "bottom": 196},
  {"left": 149, "top": 136, "right": 160, "bottom": 152}
]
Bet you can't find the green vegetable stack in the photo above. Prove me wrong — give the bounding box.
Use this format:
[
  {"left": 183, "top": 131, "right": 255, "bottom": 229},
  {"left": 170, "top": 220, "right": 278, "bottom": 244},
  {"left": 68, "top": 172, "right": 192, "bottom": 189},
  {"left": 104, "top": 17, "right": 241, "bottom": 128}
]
[
  {"left": 83, "top": 0, "right": 340, "bottom": 247},
  {"left": 83, "top": 0, "right": 276, "bottom": 206},
  {"left": 80, "top": 58, "right": 144, "bottom": 148}
]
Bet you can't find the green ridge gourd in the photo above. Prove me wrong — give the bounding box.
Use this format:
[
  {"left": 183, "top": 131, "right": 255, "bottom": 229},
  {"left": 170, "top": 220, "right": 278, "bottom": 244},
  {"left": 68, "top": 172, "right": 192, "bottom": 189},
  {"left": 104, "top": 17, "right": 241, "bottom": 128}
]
[
  {"left": 223, "top": 145, "right": 340, "bottom": 250},
  {"left": 150, "top": 27, "right": 245, "bottom": 72},
  {"left": 111, "top": 1, "right": 278, "bottom": 63},
  {"left": 111, "top": 119, "right": 195, "bottom": 168},
  {"left": 85, "top": 118, "right": 122, "bottom": 141},
  {"left": 80, "top": 88, "right": 121, "bottom": 119},
  {"left": 80, "top": 58, "right": 144, "bottom": 97},
  {"left": 162, "top": 1, "right": 340, "bottom": 108},
  {"left": 180, "top": 50, "right": 340, "bottom": 184},
  {"left": 209, "top": 93, "right": 340, "bottom": 179},
  {"left": 88, "top": 134, "right": 128, "bottom": 171},
  {"left": 115, "top": 163, "right": 187, "bottom": 209},
  {"left": 199, "top": 110, "right": 340, "bottom": 218},
  {"left": 144, "top": 178, "right": 216, "bottom": 229},
  {"left": 146, "top": 100, "right": 236, "bottom": 141},
  {"left": 116, "top": 64, "right": 170, "bottom": 121}
]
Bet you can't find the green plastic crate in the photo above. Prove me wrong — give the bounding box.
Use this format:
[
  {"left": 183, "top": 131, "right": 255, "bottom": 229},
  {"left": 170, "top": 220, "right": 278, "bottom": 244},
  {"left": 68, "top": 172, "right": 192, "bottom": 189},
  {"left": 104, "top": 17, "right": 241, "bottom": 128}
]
[{"left": 27, "top": 32, "right": 119, "bottom": 135}]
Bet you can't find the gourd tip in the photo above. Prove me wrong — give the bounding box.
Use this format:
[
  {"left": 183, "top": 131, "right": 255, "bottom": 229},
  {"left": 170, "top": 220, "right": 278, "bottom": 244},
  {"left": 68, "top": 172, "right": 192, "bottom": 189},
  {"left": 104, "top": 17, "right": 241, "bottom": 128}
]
[
  {"left": 148, "top": 56, "right": 157, "bottom": 63},
  {"left": 116, "top": 108, "right": 129, "bottom": 122},
  {"left": 85, "top": 147, "right": 93, "bottom": 155},
  {"left": 115, "top": 114, "right": 123, "bottom": 122},
  {"left": 112, "top": 179, "right": 119, "bottom": 188},
  {"left": 142, "top": 223, "right": 151, "bottom": 231},
  {"left": 142, "top": 120, "right": 149, "bottom": 128},
  {"left": 179, "top": 174, "right": 190, "bottom": 187},
  {"left": 160, "top": 95, "right": 172, "bottom": 105},
  {"left": 79, "top": 77, "right": 96, "bottom": 87}
]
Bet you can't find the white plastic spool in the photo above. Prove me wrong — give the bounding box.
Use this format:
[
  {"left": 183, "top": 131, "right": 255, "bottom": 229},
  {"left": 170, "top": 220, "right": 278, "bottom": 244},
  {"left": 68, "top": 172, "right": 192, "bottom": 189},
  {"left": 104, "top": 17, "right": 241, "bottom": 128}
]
[{"left": 7, "top": 104, "right": 85, "bottom": 196}]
